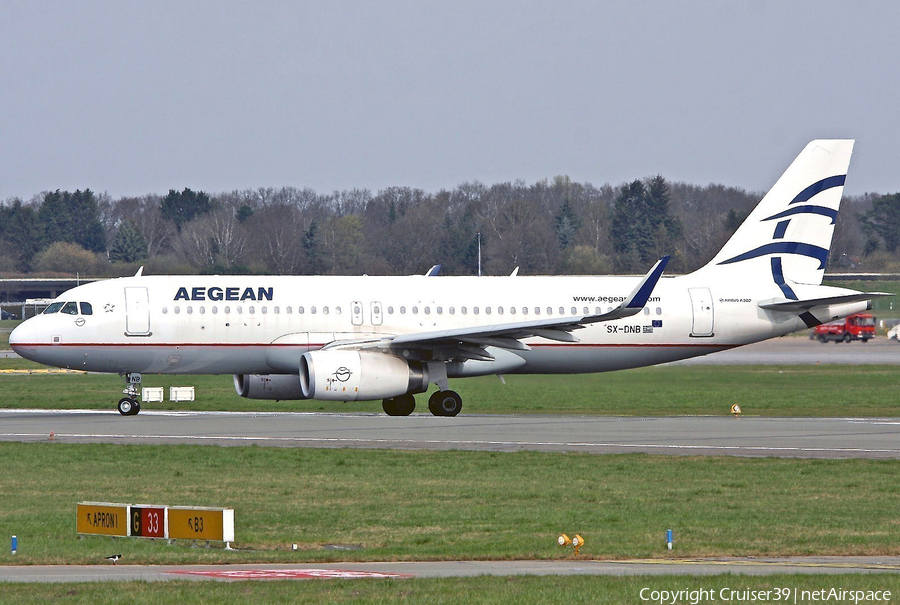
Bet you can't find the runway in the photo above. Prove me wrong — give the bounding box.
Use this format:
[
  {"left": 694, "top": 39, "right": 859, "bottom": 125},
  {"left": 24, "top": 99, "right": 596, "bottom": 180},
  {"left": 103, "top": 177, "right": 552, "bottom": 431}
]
[
  {"left": 1, "top": 557, "right": 899, "bottom": 582},
  {"left": 1, "top": 408, "right": 898, "bottom": 459}
]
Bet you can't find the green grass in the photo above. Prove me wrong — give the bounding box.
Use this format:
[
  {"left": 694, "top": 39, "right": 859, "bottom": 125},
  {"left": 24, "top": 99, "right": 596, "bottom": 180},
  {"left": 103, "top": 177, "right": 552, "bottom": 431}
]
[
  {"left": 2, "top": 575, "right": 899, "bottom": 604},
  {"left": 1, "top": 443, "right": 898, "bottom": 565},
  {"left": 1, "top": 361, "right": 898, "bottom": 416}
]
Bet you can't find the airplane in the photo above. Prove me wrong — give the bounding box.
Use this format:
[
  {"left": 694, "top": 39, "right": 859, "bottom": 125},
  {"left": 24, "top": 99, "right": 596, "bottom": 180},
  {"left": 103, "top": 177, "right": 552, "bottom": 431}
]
[{"left": 9, "top": 139, "right": 889, "bottom": 417}]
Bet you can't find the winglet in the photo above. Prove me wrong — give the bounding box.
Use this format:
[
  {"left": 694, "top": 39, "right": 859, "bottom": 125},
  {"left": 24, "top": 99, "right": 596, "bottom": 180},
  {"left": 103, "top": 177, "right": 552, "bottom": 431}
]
[
  {"left": 624, "top": 256, "right": 670, "bottom": 309},
  {"left": 425, "top": 265, "right": 442, "bottom": 276}
]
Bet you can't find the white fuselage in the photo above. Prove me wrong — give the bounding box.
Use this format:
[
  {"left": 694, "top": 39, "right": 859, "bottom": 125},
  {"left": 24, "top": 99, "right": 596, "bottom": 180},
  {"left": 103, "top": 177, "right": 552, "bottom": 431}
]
[{"left": 9, "top": 272, "right": 866, "bottom": 377}]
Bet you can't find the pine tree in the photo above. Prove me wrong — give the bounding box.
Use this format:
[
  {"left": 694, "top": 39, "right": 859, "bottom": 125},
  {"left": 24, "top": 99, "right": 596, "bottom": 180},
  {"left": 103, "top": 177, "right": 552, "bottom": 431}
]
[
  {"left": 109, "top": 221, "right": 148, "bottom": 263},
  {"left": 161, "top": 188, "right": 213, "bottom": 231},
  {"left": 554, "top": 198, "right": 581, "bottom": 250},
  {"left": 860, "top": 192, "right": 900, "bottom": 252}
]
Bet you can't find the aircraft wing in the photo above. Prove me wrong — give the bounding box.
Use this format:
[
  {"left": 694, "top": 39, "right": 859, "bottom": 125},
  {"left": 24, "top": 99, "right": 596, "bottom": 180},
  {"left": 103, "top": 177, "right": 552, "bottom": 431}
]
[
  {"left": 758, "top": 291, "right": 892, "bottom": 312},
  {"left": 323, "top": 257, "right": 669, "bottom": 360}
]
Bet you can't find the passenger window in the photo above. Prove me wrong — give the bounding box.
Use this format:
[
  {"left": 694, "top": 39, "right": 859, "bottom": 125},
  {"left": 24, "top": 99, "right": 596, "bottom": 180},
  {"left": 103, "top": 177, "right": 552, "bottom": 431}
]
[
  {"left": 485, "top": 307, "right": 491, "bottom": 315},
  {"left": 559, "top": 307, "right": 564, "bottom": 315},
  {"left": 261, "top": 307, "right": 267, "bottom": 314},
  {"left": 449, "top": 307, "right": 455, "bottom": 315},
  {"left": 61, "top": 302, "right": 78, "bottom": 315},
  {"left": 286, "top": 306, "right": 292, "bottom": 314},
  {"left": 644, "top": 307, "right": 650, "bottom": 315},
  {"left": 335, "top": 306, "right": 342, "bottom": 314},
  {"left": 80, "top": 302, "right": 93, "bottom": 315},
  {"left": 298, "top": 306, "right": 304, "bottom": 314},
  {"left": 400, "top": 306, "right": 406, "bottom": 314},
  {"left": 656, "top": 307, "right": 662, "bottom": 315},
  {"left": 311, "top": 306, "right": 317, "bottom": 314},
  {"left": 43, "top": 302, "right": 64, "bottom": 314},
  {"left": 424, "top": 306, "right": 430, "bottom": 315},
  {"left": 174, "top": 307, "right": 181, "bottom": 314},
  {"left": 199, "top": 307, "right": 206, "bottom": 315},
  {"left": 583, "top": 307, "right": 589, "bottom": 314},
  {"left": 461, "top": 306, "right": 467, "bottom": 315},
  {"left": 323, "top": 306, "right": 329, "bottom": 314},
  {"left": 248, "top": 306, "right": 255, "bottom": 314},
  {"left": 522, "top": 307, "right": 528, "bottom": 315},
  {"left": 547, "top": 307, "right": 552, "bottom": 315},
  {"left": 473, "top": 307, "right": 480, "bottom": 315},
  {"left": 571, "top": 307, "right": 577, "bottom": 314},
  {"left": 510, "top": 307, "right": 516, "bottom": 315},
  {"left": 187, "top": 306, "right": 193, "bottom": 314},
  {"left": 498, "top": 307, "right": 504, "bottom": 314},
  {"left": 412, "top": 306, "right": 418, "bottom": 314},
  {"left": 236, "top": 306, "right": 243, "bottom": 314},
  {"left": 436, "top": 307, "right": 443, "bottom": 315},
  {"left": 387, "top": 306, "right": 394, "bottom": 314},
  {"left": 162, "top": 307, "right": 168, "bottom": 314},
  {"left": 224, "top": 306, "right": 230, "bottom": 314},
  {"left": 273, "top": 306, "right": 279, "bottom": 314},
  {"left": 212, "top": 306, "right": 218, "bottom": 314},
  {"left": 534, "top": 307, "right": 540, "bottom": 315}
]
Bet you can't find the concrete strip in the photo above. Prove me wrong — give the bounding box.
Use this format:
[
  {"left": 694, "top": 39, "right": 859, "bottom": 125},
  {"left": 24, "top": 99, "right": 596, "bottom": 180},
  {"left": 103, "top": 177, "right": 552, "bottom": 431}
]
[
  {"left": 0, "top": 410, "right": 898, "bottom": 459},
  {"left": 2, "top": 558, "right": 900, "bottom": 583}
]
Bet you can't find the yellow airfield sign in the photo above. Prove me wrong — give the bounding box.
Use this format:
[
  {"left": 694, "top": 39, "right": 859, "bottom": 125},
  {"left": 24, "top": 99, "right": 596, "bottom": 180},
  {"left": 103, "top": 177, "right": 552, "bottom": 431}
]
[
  {"left": 168, "top": 506, "right": 234, "bottom": 542},
  {"left": 76, "top": 502, "right": 128, "bottom": 537}
]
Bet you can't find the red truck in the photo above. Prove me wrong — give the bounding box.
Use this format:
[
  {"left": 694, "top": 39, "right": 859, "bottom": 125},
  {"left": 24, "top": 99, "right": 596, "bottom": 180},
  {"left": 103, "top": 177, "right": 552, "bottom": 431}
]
[{"left": 810, "top": 313, "right": 876, "bottom": 343}]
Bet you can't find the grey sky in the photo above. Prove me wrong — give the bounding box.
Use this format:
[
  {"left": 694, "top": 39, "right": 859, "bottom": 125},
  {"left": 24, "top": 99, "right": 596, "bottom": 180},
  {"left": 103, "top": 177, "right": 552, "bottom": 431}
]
[{"left": 2, "top": 1, "right": 898, "bottom": 201}]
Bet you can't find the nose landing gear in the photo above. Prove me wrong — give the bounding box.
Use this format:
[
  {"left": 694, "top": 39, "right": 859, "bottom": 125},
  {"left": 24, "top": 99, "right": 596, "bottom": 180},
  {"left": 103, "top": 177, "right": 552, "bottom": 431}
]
[{"left": 118, "top": 372, "right": 142, "bottom": 416}]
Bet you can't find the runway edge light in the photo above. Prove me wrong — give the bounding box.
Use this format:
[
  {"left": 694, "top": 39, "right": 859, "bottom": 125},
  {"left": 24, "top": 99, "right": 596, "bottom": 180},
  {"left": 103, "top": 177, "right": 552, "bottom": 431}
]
[{"left": 557, "top": 534, "right": 571, "bottom": 547}]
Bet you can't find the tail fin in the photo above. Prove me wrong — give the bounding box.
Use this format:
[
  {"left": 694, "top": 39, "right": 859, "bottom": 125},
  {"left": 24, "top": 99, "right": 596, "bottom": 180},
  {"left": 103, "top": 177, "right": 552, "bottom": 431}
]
[{"left": 702, "top": 140, "right": 854, "bottom": 291}]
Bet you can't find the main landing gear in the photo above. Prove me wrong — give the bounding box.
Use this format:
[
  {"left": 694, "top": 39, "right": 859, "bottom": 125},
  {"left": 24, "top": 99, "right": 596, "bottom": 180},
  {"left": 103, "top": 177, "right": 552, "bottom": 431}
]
[
  {"left": 381, "top": 390, "right": 463, "bottom": 417},
  {"left": 117, "top": 372, "right": 142, "bottom": 416},
  {"left": 428, "top": 390, "right": 463, "bottom": 417}
]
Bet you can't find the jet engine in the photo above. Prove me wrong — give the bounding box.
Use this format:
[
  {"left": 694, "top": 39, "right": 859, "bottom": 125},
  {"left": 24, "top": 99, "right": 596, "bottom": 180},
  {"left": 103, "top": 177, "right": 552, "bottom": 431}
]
[
  {"left": 299, "top": 350, "right": 428, "bottom": 401},
  {"left": 233, "top": 373, "right": 307, "bottom": 400}
]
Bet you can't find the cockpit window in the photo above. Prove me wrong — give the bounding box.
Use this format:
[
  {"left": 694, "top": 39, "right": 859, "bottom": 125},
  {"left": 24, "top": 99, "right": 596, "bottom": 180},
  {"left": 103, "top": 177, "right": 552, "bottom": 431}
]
[
  {"left": 43, "top": 302, "right": 64, "bottom": 314},
  {"left": 80, "top": 302, "right": 93, "bottom": 315},
  {"left": 61, "top": 302, "right": 78, "bottom": 315}
]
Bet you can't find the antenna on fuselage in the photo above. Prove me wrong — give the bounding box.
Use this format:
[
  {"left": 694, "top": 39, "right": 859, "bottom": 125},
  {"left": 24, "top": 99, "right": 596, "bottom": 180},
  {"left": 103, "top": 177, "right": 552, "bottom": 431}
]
[{"left": 134, "top": 266, "right": 144, "bottom": 277}]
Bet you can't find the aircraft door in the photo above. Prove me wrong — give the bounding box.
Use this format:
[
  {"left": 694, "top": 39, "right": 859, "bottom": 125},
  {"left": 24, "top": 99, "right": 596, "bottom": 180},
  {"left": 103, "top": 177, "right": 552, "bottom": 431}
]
[
  {"left": 688, "top": 287, "right": 714, "bottom": 337},
  {"left": 350, "top": 300, "right": 364, "bottom": 326},
  {"left": 124, "top": 287, "right": 151, "bottom": 336},
  {"left": 371, "top": 301, "right": 383, "bottom": 326}
]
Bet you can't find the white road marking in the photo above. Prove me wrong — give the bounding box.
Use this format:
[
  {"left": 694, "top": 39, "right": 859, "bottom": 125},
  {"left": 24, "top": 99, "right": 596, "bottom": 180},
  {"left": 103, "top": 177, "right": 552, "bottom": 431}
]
[{"left": 1, "top": 431, "right": 898, "bottom": 455}]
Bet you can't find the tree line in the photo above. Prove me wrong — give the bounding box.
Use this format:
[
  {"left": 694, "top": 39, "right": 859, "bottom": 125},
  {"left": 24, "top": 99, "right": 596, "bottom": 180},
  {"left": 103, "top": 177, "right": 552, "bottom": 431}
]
[{"left": 0, "top": 177, "right": 897, "bottom": 278}]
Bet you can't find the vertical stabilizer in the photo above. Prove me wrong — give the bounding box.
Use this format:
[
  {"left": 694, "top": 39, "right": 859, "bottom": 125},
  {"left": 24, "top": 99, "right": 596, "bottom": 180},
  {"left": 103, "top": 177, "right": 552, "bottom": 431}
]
[{"left": 702, "top": 140, "right": 854, "bottom": 292}]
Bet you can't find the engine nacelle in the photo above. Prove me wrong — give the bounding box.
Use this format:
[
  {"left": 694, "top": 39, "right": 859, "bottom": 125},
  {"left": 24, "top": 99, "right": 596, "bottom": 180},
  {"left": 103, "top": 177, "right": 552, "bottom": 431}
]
[
  {"left": 299, "top": 350, "right": 428, "bottom": 401},
  {"left": 233, "top": 374, "right": 307, "bottom": 400}
]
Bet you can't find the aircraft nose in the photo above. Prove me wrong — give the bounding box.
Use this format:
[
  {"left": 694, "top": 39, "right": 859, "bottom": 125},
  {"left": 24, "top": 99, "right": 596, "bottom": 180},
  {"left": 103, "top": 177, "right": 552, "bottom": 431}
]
[{"left": 8, "top": 320, "right": 36, "bottom": 358}]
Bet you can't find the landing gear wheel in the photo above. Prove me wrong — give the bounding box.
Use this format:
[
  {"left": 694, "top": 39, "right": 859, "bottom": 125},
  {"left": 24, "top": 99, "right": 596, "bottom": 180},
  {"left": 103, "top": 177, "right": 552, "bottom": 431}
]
[
  {"left": 428, "top": 390, "right": 463, "bottom": 417},
  {"left": 383, "top": 394, "right": 416, "bottom": 416},
  {"left": 117, "top": 398, "right": 140, "bottom": 416}
]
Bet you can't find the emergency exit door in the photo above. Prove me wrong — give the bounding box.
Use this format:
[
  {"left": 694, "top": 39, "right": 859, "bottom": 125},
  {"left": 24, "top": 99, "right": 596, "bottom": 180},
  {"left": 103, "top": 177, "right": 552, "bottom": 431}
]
[{"left": 688, "top": 287, "right": 714, "bottom": 337}]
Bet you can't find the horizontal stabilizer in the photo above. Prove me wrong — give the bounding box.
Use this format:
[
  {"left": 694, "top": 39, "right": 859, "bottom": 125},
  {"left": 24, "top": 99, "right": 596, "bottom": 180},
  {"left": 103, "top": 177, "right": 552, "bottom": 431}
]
[{"left": 759, "top": 292, "right": 892, "bottom": 312}]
